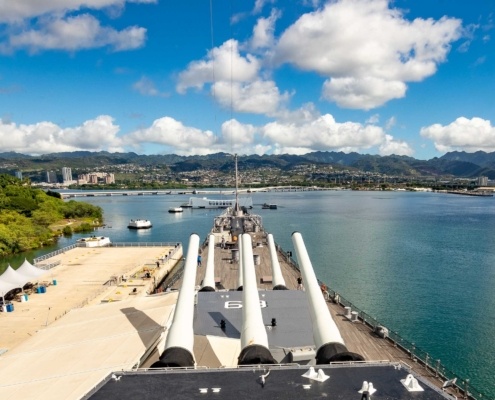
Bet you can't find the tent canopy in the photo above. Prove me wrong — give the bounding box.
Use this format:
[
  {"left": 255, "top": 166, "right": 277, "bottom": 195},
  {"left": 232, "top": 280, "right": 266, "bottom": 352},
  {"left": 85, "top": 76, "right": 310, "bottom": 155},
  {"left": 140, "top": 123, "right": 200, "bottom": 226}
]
[
  {"left": 0, "top": 262, "right": 45, "bottom": 296},
  {"left": 17, "top": 259, "right": 46, "bottom": 279}
]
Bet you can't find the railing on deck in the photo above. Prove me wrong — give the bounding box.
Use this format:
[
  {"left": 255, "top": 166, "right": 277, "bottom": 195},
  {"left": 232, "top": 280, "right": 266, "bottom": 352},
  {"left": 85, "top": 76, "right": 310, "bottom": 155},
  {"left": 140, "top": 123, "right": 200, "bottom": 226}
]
[
  {"left": 273, "top": 240, "right": 489, "bottom": 400},
  {"left": 34, "top": 244, "right": 78, "bottom": 264},
  {"left": 111, "top": 242, "right": 180, "bottom": 248},
  {"left": 34, "top": 242, "right": 181, "bottom": 265}
]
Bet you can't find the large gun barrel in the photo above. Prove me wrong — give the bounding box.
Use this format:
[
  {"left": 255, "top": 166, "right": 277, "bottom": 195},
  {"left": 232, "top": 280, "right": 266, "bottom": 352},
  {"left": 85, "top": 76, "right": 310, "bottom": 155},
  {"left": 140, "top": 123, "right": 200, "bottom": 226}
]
[
  {"left": 237, "top": 234, "right": 276, "bottom": 365},
  {"left": 200, "top": 234, "right": 216, "bottom": 292},
  {"left": 237, "top": 234, "right": 244, "bottom": 290},
  {"left": 267, "top": 234, "right": 287, "bottom": 290},
  {"left": 292, "top": 232, "right": 363, "bottom": 364},
  {"left": 152, "top": 234, "right": 200, "bottom": 368}
]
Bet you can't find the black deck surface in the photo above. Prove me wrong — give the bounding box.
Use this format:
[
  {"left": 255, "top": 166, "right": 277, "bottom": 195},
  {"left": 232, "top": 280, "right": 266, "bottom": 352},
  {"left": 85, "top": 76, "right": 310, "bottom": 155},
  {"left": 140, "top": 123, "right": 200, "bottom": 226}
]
[
  {"left": 86, "top": 364, "right": 451, "bottom": 399},
  {"left": 194, "top": 290, "right": 315, "bottom": 348}
]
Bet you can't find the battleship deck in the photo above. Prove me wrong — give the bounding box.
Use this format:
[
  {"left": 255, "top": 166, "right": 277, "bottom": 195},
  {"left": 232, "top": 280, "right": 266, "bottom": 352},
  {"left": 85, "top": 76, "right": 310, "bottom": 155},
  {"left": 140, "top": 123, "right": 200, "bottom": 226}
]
[{"left": 187, "top": 232, "right": 461, "bottom": 398}]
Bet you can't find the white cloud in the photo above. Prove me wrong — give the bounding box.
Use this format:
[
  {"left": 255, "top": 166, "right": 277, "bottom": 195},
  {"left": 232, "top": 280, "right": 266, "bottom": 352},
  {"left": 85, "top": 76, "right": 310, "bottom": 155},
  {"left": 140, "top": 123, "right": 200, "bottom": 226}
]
[
  {"left": 133, "top": 76, "right": 168, "bottom": 97},
  {"left": 0, "top": 0, "right": 156, "bottom": 23},
  {"left": 366, "top": 114, "right": 380, "bottom": 124},
  {"left": 219, "top": 119, "right": 271, "bottom": 155},
  {"left": 177, "top": 39, "right": 288, "bottom": 116},
  {"left": 273, "top": 102, "right": 321, "bottom": 124},
  {"left": 420, "top": 117, "right": 495, "bottom": 152},
  {"left": 322, "top": 77, "right": 407, "bottom": 110},
  {"left": 4, "top": 14, "right": 146, "bottom": 53},
  {"left": 253, "top": 0, "right": 274, "bottom": 15},
  {"left": 385, "top": 116, "right": 397, "bottom": 130},
  {"left": 379, "top": 134, "right": 414, "bottom": 156},
  {"left": 250, "top": 9, "right": 281, "bottom": 50},
  {"left": 125, "top": 116, "right": 217, "bottom": 155},
  {"left": 177, "top": 39, "right": 260, "bottom": 93},
  {"left": 213, "top": 80, "right": 289, "bottom": 114},
  {"left": 0, "top": 115, "right": 123, "bottom": 155},
  {"left": 262, "top": 113, "right": 386, "bottom": 152},
  {"left": 221, "top": 119, "right": 256, "bottom": 146},
  {"left": 273, "top": 0, "right": 462, "bottom": 109}
]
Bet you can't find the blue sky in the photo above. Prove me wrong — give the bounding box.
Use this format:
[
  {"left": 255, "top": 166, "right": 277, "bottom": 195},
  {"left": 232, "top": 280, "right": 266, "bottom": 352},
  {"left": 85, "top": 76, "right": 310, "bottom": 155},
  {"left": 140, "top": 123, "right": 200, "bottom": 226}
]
[{"left": 0, "top": 0, "right": 494, "bottom": 160}]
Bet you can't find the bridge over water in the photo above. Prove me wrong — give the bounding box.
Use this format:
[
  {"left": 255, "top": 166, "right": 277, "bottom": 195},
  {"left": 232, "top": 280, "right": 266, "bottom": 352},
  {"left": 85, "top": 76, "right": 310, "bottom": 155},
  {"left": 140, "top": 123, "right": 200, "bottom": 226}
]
[{"left": 60, "top": 186, "right": 331, "bottom": 199}]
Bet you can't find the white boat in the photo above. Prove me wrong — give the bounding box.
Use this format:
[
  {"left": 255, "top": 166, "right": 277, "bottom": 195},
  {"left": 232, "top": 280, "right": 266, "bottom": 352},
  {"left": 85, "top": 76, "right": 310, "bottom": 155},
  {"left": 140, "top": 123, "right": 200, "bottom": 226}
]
[
  {"left": 127, "top": 219, "right": 152, "bottom": 229},
  {"left": 76, "top": 236, "right": 111, "bottom": 247},
  {"left": 181, "top": 196, "right": 253, "bottom": 209},
  {"left": 168, "top": 207, "right": 183, "bottom": 213}
]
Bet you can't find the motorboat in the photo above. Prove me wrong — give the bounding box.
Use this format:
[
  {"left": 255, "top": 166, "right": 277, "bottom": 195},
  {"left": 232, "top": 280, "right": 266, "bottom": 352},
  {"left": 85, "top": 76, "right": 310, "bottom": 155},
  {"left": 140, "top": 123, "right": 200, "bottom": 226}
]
[
  {"left": 127, "top": 219, "right": 152, "bottom": 229},
  {"left": 168, "top": 207, "right": 183, "bottom": 213},
  {"left": 262, "top": 203, "right": 277, "bottom": 209}
]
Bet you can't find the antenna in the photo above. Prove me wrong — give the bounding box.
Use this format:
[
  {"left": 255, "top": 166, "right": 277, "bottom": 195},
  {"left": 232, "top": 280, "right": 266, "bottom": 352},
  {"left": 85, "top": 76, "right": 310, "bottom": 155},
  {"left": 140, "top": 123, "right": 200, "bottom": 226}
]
[{"left": 235, "top": 153, "right": 239, "bottom": 214}]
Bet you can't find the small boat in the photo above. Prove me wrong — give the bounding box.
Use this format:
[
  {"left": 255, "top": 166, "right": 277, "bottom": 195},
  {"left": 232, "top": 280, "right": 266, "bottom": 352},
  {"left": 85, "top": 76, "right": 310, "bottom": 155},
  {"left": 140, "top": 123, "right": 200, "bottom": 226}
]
[
  {"left": 262, "top": 203, "right": 277, "bottom": 209},
  {"left": 168, "top": 207, "right": 183, "bottom": 213},
  {"left": 76, "top": 236, "right": 111, "bottom": 247},
  {"left": 127, "top": 219, "right": 152, "bottom": 229}
]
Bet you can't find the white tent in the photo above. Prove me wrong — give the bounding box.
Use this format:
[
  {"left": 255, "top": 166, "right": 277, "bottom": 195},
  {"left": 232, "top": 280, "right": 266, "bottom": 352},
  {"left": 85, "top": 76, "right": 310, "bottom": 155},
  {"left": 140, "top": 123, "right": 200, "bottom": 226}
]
[
  {"left": 0, "top": 266, "right": 26, "bottom": 300},
  {"left": 16, "top": 259, "right": 46, "bottom": 280},
  {"left": 0, "top": 279, "right": 18, "bottom": 300},
  {"left": 0, "top": 266, "right": 27, "bottom": 288}
]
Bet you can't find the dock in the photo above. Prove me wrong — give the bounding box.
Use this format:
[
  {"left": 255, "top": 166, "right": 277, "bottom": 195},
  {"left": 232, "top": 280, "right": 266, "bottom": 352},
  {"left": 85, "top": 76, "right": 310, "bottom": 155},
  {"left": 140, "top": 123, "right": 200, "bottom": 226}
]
[{"left": 0, "top": 244, "right": 183, "bottom": 400}]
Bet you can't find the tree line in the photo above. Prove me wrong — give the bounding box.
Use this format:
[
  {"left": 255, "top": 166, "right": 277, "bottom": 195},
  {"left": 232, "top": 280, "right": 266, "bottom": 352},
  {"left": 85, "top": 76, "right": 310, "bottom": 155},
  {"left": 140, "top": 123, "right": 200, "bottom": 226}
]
[{"left": 0, "top": 174, "right": 103, "bottom": 257}]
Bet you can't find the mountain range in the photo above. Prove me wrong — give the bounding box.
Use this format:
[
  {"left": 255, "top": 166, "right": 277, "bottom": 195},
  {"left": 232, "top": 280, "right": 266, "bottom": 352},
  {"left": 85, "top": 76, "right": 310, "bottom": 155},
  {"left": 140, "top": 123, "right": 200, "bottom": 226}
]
[{"left": 1, "top": 150, "right": 495, "bottom": 180}]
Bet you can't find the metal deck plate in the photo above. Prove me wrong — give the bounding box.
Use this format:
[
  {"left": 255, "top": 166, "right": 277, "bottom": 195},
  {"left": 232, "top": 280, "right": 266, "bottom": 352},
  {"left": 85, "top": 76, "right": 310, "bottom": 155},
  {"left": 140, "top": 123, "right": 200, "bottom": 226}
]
[
  {"left": 86, "top": 364, "right": 452, "bottom": 399},
  {"left": 194, "top": 290, "right": 315, "bottom": 348}
]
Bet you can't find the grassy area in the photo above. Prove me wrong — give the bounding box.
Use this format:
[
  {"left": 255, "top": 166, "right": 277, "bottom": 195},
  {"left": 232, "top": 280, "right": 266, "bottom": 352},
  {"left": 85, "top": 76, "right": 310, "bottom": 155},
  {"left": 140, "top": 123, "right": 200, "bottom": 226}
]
[{"left": 49, "top": 218, "right": 100, "bottom": 236}]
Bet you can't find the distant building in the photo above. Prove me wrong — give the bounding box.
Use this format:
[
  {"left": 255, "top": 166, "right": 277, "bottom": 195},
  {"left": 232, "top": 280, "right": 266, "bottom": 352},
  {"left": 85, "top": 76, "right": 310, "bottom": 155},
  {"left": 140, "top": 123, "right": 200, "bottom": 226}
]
[
  {"left": 77, "top": 172, "right": 115, "bottom": 185},
  {"left": 478, "top": 176, "right": 488, "bottom": 186},
  {"left": 62, "top": 167, "right": 73, "bottom": 184},
  {"left": 104, "top": 173, "right": 115, "bottom": 184},
  {"left": 14, "top": 171, "right": 22, "bottom": 180},
  {"left": 46, "top": 170, "right": 58, "bottom": 183}
]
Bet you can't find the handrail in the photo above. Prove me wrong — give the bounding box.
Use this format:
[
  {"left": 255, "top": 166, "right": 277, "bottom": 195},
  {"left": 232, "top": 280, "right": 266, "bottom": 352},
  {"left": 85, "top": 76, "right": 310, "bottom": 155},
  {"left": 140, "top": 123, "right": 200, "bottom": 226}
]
[
  {"left": 34, "top": 242, "right": 181, "bottom": 264},
  {"left": 272, "top": 239, "right": 489, "bottom": 400},
  {"left": 34, "top": 244, "right": 78, "bottom": 264}
]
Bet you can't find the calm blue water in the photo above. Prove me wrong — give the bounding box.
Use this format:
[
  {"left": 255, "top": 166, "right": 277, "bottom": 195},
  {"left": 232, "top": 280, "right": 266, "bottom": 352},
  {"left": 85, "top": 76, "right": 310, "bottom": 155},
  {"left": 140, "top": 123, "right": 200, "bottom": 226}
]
[{"left": 2, "top": 190, "right": 495, "bottom": 397}]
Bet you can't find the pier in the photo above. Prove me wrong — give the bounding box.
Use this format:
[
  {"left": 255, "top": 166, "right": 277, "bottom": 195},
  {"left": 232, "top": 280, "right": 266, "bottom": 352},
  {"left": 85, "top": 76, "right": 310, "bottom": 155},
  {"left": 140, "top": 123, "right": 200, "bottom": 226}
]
[{"left": 0, "top": 242, "right": 183, "bottom": 400}]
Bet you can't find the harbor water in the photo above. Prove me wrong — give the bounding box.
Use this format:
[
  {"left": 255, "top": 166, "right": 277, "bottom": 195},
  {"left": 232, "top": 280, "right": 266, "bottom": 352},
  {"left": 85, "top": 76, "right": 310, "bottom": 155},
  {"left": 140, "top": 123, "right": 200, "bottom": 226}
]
[{"left": 2, "top": 190, "right": 494, "bottom": 397}]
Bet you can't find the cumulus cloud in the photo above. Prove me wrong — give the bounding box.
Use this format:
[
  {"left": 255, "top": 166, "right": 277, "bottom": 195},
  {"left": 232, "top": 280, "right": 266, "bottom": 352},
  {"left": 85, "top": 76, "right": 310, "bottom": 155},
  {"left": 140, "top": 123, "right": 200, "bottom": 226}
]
[
  {"left": 124, "top": 116, "right": 218, "bottom": 155},
  {"left": 177, "top": 39, "right": 289, "bottom": 115},
  {"left": 2, "top": 14, "right": 146, "bottom": 53},
  {"left": 322, "top": 77, "right": 407, "bottom": 110},
  {"left": 132, "top": 76, "right": 168, "bottom": 97},
  {"left": 273, "top": 0, "right": 462, "bottom": 109},
  {"left": 0, "top": 0, "right": 156, "bottom": 23},
  {"left": 420, "top": 117, "right": 495, "bottom": 152},
  {"left": 213, "top": 80, "right": 289, "bottom": 115},
  {"left": 177, "top": 40, "right": 260, "bottom": 93},
  {"left": 261, "top": 113, "right": 386, "bottom": 152},
  {"left": 379, "top": 134, "right": 414, "bottom": 156},
  {"left": 249, "top": 8, "right": 281, "bottom": 50},
  {"left": 221, "top": 119, "right": 256, "bottom": 145},
  {"left": 0, "top": 115, "right": 123, "bottom": 155}
]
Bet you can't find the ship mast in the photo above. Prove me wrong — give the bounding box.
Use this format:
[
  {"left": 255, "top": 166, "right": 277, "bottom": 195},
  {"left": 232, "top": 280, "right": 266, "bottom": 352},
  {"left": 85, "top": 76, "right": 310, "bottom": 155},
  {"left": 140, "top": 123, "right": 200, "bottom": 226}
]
[{"left": 234, "top": 153, "right": 240, "bottom": 215}]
